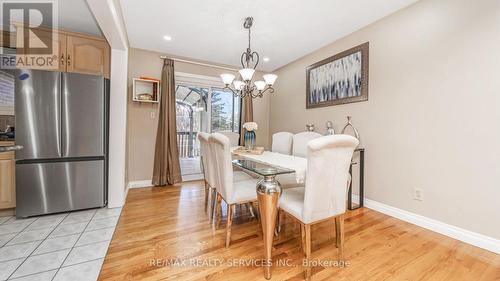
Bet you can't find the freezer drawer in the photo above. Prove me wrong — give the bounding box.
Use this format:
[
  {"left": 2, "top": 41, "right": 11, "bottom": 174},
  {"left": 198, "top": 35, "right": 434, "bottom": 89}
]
[
  {"left": 62, "top": 73, "right": 104, "bottom": 157},
  {"left": 16, "top": 160, "right": 105, "bottom": 217},
  {"left": 15, "top": 70, "right": 61, "bottom": 160}
]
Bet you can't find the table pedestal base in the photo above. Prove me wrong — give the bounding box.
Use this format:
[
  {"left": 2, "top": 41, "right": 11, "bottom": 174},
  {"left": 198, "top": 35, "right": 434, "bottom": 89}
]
[{"left": 256, "top": 176, "right": 281, "bottom": 280}]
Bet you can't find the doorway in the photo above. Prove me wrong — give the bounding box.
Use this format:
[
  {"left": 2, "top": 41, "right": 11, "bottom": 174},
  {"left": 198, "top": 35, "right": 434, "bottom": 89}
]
[{"left": 175, "top": 81, "right": 240, "bottom": 181}]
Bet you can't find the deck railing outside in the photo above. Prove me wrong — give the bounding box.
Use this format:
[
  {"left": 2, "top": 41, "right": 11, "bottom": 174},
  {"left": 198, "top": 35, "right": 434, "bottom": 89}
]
[{"left": 177, "top": 131, "right": 200, "bottom": 158}]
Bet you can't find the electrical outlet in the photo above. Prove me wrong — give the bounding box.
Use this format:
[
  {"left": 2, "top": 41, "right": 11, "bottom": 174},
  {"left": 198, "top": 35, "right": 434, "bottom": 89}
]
[
  {"left": 150, "top": 111, "right": 156, "bottom": 119},
  {"left": 413, "top": 188, "right": 424, "bottom": 201}
]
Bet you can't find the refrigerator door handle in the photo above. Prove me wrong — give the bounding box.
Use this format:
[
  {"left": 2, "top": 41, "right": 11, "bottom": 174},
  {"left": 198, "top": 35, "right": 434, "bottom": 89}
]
[{"left": 60, "top": 73, "right": 64, "bottom": 157}]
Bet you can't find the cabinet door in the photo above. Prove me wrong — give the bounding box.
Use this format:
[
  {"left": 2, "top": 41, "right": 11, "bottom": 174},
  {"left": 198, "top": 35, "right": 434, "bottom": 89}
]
[
  {"left": 40, "top": 31, "right": 66, "bottom": 72},
  {"left": 0, "top": 153, "right": 15, "bottom": 209},
  {"left": 66, "top": 35, "right": 110, "bottom": 78},
  {"left": 13, "top": 29, "right": 66, "bottom": 72},
  {"left": 56, "top": 33, "right": 67, "bottom": 72},
  {"left": 0, "top": 30, "right": 16, "bottom": 48}
]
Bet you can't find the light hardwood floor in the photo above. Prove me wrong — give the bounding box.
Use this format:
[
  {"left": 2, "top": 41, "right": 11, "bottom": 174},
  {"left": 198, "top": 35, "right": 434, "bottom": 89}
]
[{"left": 99, "top": 181, "right": 500, "bottom": 280}]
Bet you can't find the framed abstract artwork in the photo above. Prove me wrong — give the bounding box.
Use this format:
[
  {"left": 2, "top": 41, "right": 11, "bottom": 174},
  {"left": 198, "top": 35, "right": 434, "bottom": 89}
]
[{"left": 306, "top": 42, "right": 369, "bottom": 108}]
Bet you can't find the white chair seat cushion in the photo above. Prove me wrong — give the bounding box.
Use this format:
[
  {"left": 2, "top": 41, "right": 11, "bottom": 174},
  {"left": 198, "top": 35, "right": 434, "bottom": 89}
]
[
  {"left": 279, "top": 176, "right": 351, "bottom": 222},
  {"left": 229, "top": 179, "right": 259, "bottom": 204},
  {"left": 279, "top": 186, "right": 305, "bottom": 222}
]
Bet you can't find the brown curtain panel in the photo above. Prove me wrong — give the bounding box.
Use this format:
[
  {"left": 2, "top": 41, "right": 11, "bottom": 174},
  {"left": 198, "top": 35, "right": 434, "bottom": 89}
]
[
  {"left": 152, "top": 59, "right": 182, "bottom": 185},
  {"left": 239, "top": 96, "right": 254, "bottom": 145}
]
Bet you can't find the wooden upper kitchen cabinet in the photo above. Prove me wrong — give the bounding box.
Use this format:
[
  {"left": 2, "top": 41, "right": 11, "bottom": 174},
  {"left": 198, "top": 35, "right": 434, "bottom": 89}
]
[
  {"left": 66, "top": 35, "right": 110, "bottom": 78},
  {"left": 0, "top": 149, "right": 15, "bottom": 210},
  {"left": 7, "top": 26, "right": 110, "bottom": 78},
  {"left": 21, "top": 30, "right": 67, "bottom": 72}
]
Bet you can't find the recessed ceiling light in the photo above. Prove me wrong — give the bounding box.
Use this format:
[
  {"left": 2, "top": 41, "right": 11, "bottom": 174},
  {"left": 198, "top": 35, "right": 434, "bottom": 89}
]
[
  {"left": 263, "top": 57, "right": 270, "bottom": 62},
  {"left": 163, "top": 35, "right": 172, "bottom": 41}
]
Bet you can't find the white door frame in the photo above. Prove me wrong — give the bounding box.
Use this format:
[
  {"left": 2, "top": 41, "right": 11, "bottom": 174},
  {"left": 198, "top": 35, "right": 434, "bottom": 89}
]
[{"left": 174, "top": 72, "right": 241, "bottom": 181}]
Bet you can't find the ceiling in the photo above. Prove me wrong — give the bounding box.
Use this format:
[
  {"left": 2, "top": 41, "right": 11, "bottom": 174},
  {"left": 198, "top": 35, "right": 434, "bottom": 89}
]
[
  {"left": 58, "top": 0, "right": 102, "bottom": 36},
  {"left": 119, "top": 0, "right": 418, "bottom": 71},
  {"left": 2, "top": 0, "right": 102, "bottom": 37}
]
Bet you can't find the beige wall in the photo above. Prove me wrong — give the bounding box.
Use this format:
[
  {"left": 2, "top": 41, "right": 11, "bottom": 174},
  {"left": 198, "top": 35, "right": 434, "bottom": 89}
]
[
  {"left": 127, "top": 48, "right": 270, "bottom": 182},
  {"left": 270, "top": 0, "right": 500, "bottom": 239}
]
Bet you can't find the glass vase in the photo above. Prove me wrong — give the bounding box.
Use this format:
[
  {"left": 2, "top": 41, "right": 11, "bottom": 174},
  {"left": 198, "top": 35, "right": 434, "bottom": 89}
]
[{"left": 244, "top": 130, "right": 256, "bottom": 150}]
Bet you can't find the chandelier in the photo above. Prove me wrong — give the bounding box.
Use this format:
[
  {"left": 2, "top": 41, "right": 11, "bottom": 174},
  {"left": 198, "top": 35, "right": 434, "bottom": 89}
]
[{"left": 220, "top": 17, "right": 278, "bottom": 99}]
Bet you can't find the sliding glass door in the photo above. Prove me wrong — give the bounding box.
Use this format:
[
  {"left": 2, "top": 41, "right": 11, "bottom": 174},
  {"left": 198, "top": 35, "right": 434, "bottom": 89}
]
[{"left": 175, "top": 84, "right": 240, "bottom": 180}]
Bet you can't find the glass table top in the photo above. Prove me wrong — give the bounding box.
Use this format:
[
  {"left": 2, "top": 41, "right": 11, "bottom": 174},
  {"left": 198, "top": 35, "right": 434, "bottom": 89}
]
[{"left": 232, "top": 159, "right": 294, "bottom": 177}]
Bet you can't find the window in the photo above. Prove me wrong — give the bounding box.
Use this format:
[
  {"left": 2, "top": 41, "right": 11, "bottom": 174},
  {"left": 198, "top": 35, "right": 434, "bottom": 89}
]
[{"left": 211, "top": 88, "right": 240, "bottom": 133}]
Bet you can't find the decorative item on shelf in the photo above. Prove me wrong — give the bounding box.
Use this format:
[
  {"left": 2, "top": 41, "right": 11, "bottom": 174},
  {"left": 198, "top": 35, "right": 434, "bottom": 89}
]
[
  {"left": 220, "top": 17, "right": 278, "bottom": 99},
  {"left": 137, "top": 93, "right": 153, "bottom": 101},
  {"left": 341, "top": 116, "right": 360, "bottom": 140},
  {"left": 306, "top": 124, "right": 315, "bottom": 132},
  {"left": 243, "top": 122, "right": 258, "bottom": 150},
  {"left": 306, "top": 42, "right": 369, "bottom": 108},
  {"left": 325, "top": 121, "right": 335, "bottom": 135},
  {"left": 132, "top": 78, "right": 161, "bottom": 103}
]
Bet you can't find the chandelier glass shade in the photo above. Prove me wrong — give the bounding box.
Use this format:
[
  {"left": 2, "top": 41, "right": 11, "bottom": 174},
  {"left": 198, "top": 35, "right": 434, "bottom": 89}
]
[{"left": 220, "top": 17, "right": 278, "bottom": 99}]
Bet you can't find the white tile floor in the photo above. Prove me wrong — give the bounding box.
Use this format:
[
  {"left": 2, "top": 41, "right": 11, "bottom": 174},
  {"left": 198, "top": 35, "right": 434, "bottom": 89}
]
[{"left": 0, "top": 207, "right": 121, "bottom": 281}]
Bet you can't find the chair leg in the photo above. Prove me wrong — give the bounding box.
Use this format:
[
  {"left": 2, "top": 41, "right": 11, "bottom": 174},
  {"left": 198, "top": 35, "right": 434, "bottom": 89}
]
[
  {"left": 251, "top": 202, "right": 260, "bottom": 222},
  {"left": 209, "top": 189, "right": 217, "bottom": 223},
  {"left": 248, "top": 202, "right": 256, "bottom": 218},
  {"left": 304, "top": 224, "right": 312, "bottom": 280},
  {"left": 216, "top": 194, "right": 222, "bottom": 228},
  {"left": 204, "top": 180, "right": 209, "bottom": 211},
  {"left": 250, "top": 202, "right": 262, "bottom": 237},
  {"left": 335, "top": 215, "right": 345, "bottom": 258},
  {"left": 225, "top": 204, "right": 234, "bottom": 248},
  {"left": 300, "top": 223, "right": 306, "bottom": 255}
]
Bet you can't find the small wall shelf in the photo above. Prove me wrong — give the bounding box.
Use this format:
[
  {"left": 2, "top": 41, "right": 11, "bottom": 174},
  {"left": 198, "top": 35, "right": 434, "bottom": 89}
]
[{"left": 132, "top": 78, "right": 161, "bottom": 103}]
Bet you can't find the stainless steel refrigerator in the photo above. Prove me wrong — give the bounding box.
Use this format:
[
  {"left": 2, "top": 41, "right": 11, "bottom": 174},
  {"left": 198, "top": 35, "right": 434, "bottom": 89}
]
[{"left": 15, "top": 70, "right": 109, "bottom": 218}]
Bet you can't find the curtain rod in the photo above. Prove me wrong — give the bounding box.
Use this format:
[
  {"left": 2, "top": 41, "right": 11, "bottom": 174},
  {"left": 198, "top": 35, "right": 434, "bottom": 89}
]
[{"left": 160, "top": 55, "right": 238, "bottom": 72}]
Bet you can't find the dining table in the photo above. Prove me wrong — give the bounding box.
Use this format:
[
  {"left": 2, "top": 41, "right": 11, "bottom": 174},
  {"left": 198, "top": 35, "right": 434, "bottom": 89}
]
[
  {"left": 231, "top": 147, "right": 365, "bottom": 279},
  {"left": 231, "top": 149, "right": 305, "bottom": 280}
]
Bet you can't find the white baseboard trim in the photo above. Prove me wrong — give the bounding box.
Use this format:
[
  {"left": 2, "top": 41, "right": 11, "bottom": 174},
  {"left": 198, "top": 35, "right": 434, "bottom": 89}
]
[
  {"left": 127, "top": 180, "right": 153, "bottom": 189},
  {"left": 352, "top": 195, "right": 500, "bottom": 254},
  {"left": 127, "top": 175, "right": 204, "bottom": 189},
  {"left": 182, "top": 174, "right": 204, "bottom": 182}
]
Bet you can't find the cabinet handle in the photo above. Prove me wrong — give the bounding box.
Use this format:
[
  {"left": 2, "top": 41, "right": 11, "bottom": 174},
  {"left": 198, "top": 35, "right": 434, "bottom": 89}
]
[
  {"left": 67, "top": 54, "right": 71, "bottom": 66},
  {"left": 60, "top": 54, "right": 64, "bottom": 65}
]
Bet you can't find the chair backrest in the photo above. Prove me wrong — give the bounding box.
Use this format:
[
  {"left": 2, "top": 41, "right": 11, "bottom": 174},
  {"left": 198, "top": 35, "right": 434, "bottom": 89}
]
[
  {"left": 218, "top": 131, "right": 240, "bottom": 147},
  {"left": 198, "top": 132, "right": 217, "bottom": 188},
  {"left": 302, "top": 135, "right": 359, "bottom": 223},
  {"left": 208, "top": 133, "right": 234, "bottom": 202},
  {"left": 292, "top": 131, "right": 322, "bottom": 157},
  {"left": 272, "top": 132, "right": 294, "bottom": 155}
]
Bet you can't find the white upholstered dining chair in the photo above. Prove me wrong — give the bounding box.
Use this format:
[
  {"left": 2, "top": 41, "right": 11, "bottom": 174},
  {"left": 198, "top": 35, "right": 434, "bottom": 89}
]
[
  {"left": 197, "top": 132, "right": 212, "bottom": 209},
  {"left": 218, "top": 131, "right": 240, "bottom": 147},
  {"left": 274, "top": 131, "right": 323, "bottom": 189},
  {"left": 209, "top": 133, "right": 259, "bottom": 247},
  {"left": 272, "top": 132, "right": 294, "bottom": 155},
  {"left": 278, "top": 134, "right": 359, "bottom": 280},
  {"left": 199, "top": 132, "right": 252, "bottom": 223},
  {"left": 292, "top": 131, "right": 322, "bottom": 157}
]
